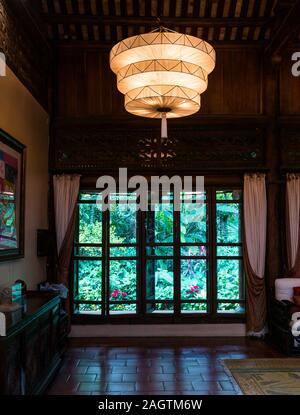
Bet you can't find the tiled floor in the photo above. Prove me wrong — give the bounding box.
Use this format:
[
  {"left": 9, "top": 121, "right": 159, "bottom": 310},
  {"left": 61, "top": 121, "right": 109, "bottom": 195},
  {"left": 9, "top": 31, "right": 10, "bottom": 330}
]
[{"left": 46, "top": 337, "right": 283, "bottom": 395}]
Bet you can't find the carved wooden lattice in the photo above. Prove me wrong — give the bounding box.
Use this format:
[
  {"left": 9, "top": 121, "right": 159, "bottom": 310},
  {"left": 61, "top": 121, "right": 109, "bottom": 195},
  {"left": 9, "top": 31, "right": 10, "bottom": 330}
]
[
  {"left": 0, "top": 0, "right": 49, "bottom": 107},
  {"left": 281, "top": 129, "right": 300, "bottom": 167},
  {"left": 51, "top": 124, "right": 265, "bottom": 171}
]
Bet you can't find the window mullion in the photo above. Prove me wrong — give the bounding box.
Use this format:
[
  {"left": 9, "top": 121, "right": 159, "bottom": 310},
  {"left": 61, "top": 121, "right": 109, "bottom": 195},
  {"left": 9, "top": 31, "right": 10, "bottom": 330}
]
[
  {"left": 74, "top": 204, "right": 80, "bottom": 308},
  {"left": 103, "top": 208, "right": 109, "bottom": 317},
  {"left": 209, "top": 187, "right": 217, "bottom": 317},
  {"left": 174, "top": 205, "right": 180, "bottom": 316},
  {"left": 239, "top": 201, "right": 245, "bottom": 303},
  {"left": 138, "top": 209, "right": 145, "bottom": 316}
]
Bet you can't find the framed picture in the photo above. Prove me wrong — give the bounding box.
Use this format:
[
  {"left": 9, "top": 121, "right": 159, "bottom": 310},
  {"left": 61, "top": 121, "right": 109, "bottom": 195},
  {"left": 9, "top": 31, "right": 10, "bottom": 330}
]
[{"left": 0, "top": 129, "right": 26, "bottom": 261}]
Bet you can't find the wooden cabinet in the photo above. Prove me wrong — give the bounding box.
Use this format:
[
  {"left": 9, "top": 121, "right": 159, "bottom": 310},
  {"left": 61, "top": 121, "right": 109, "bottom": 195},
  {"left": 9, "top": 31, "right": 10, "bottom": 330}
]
[
  {"left": 5, "top": 334, "right": 23, "bottom": 395},
  {"left": 0, "top": 292, "right": 64, "bottom": 395}
]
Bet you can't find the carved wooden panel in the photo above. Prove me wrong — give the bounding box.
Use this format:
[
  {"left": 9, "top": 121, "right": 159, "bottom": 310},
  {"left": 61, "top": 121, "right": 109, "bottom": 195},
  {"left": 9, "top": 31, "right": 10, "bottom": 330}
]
[
  {"left": 5, "top": 336, "right": 23, "bottom": 395},
  {"left": 51, "top": 123, "right": 265, "bottom": 171},
  {"left": 24, "top": 322, "right": 41, "bottom": 394},
  {"left": 39, "top": 310, "right": 53, "bottom": 374},
  {"left": 281, "top": 129, "right": 300, "bottom": 167},
  {"left": 50, "top": 305, "right": 60, "bottom": 357},
  {"left": 0, "top": 0, "right": 50, "bottom": 108}
]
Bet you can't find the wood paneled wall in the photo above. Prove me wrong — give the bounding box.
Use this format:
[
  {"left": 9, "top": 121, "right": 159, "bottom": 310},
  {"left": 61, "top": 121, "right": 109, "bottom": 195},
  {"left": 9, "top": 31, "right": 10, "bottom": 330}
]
[
  {"left": 55, "top": 45, "right": 300, "bottom": 118},
  {"left": 55, "top": 46, "right": 263, "bottom": 118},
  {"left": 280, "top": 49, "right": 300, "bottom": 115}
]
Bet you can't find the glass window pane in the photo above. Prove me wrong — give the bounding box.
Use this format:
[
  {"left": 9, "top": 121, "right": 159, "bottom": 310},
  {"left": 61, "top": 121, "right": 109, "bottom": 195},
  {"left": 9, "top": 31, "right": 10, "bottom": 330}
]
[
  {"left": 146, "top": 259, "right": 174, "bottom": 300},
  {"left": 146, "top": 246, "right": 173, "bottom": 256},
  {"left": 110, "top": 199, "right": 137, "bottom": 244},
  {"left": 76, "top": 304, "right": 102, "bottom": 314},
  {"left": 217, "top": 259, "right": 243, "bottom": 300},
  {"left": 146, "top": 302, "right": 174, "bottom": 313},
  {"left": 0, "top": 192, "right": 15, "bottom": 202},
  {"left": 217, "top": 303, "right": 245, "bottom": 313},
  {"left": 216, "top": 190, "right": 241, "bottom": 201},
  {"left": 181, "top": 191, "right": 206, "bottom": 201},
  {"left": 216, "top": 203, "right": 241, "bottom": 243},
  {"left": 74, "top": 246, "right": 102, "bottom": 257},
  {"left": 109, "top": 260, "right": 137, "bottom": 300},
  {"left": 79, "top": 193, "right": 99, "bottom": 201},
  {"left": 181, "top": 303, "right": 207, "bottom": 313},
  {"left": 75, "top": 260, "right": 102, "bottom": 301},
  {"left": 217, "top": 246, "right": 241, "bottom": 257},
  {"left": 180, "top": 246, "right": 207, "bottom": 256},
  {"left": 146, "top": 203, "right": 173, "bottom": 243},
  {"left": 181, "top": 259, "right": 207, "bottom": 300},
  {"left": 181, "top": 203, "right": 207, "bottom": 243},
  {"left": 78, "top": 204, "right": 102, "bottom": 243},
  {"left": 109, "top": 304, "right": 136, "bottom": 314},
  {"left": 110, "top": 246, "right": 136, "bottom": 257}
]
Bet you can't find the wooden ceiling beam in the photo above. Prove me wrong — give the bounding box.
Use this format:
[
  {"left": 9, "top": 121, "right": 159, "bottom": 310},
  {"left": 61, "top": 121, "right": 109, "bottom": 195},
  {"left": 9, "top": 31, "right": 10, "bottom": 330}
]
[{"left": 42, "top": 14, "right": 268, "bottom": 27}]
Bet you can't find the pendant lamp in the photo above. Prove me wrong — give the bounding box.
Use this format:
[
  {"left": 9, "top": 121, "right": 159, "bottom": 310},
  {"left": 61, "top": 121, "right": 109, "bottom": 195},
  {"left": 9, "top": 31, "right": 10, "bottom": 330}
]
[{"left": 109, "top": 26, "right": 216, "bottom": 138}]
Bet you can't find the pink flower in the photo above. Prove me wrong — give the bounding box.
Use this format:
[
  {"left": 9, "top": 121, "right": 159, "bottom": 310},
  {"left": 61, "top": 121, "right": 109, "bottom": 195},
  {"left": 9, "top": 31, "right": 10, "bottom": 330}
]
[
  {"left": 110, "top": 289, "right": 128, "bottom": 299},
  {"left": 186, "top": 285, "right": 200, "bottom": 294},
  {"left": 110, "top": 289, "right": 127, "bottom": 299}
]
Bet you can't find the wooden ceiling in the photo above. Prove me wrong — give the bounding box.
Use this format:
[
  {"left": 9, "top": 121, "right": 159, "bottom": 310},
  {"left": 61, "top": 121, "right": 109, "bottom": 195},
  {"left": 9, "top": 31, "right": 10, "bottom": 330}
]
[
  {"left": 3, "top": 0, "right": 300, "bottom": 112},
  {"left": 41, "top": 0, "right": 281, "bottom": 44}
]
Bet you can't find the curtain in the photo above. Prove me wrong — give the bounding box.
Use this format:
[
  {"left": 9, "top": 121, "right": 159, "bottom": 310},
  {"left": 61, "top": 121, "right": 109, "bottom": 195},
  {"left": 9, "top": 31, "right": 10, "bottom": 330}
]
[
  {"left": 53, "top": 174, "right": 81, "bottom": 314},
  {"left": 243, "top": 173, "right": 267, "bottom": 336},
  {"left": 286, "top": 174, "right": 300, "bottom": 276}
]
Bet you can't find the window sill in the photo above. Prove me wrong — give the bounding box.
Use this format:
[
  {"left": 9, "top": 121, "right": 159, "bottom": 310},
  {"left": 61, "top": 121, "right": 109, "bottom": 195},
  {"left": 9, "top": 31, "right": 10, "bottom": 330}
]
[{"left": 71, "top": 313, "right": 246, "bottom": 325}]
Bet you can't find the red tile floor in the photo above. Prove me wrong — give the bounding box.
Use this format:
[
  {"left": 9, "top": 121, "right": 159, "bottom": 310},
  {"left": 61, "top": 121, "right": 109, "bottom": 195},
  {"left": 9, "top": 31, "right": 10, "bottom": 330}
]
[{"left": 46, "top": 337, "right": 283, "bottom": 395}]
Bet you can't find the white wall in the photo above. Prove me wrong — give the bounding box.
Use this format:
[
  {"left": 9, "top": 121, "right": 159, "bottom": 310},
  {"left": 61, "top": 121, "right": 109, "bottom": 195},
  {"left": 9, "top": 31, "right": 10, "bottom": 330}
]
[{"left": 0, "top": 66, "right": 49, "bottom": 289}]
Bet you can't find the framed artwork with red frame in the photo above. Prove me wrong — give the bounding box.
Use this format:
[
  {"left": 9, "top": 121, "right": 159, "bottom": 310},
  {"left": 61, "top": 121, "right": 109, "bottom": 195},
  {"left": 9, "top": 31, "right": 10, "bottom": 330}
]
[{"left": 0, "top": 129, "right": 26, "bottom": 261}]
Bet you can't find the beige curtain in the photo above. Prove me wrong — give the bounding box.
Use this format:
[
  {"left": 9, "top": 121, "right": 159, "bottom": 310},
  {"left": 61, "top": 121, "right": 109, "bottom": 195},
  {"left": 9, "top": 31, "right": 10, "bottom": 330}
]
[
  {"left": 243, "top": 173, "right": 267, "bottom": 336},
  {"left": 286, "top": 174, "right": 300, "bottom": 276},
  {"left": 53, "top": 174, "right": 81, "bottom": 313}
]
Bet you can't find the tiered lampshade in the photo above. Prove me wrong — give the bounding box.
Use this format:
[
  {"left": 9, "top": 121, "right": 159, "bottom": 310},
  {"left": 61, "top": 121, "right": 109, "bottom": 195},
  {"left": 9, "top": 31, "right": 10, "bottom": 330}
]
[{"left": 110, "top": 29, "right": 216, "bottom": 136}]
